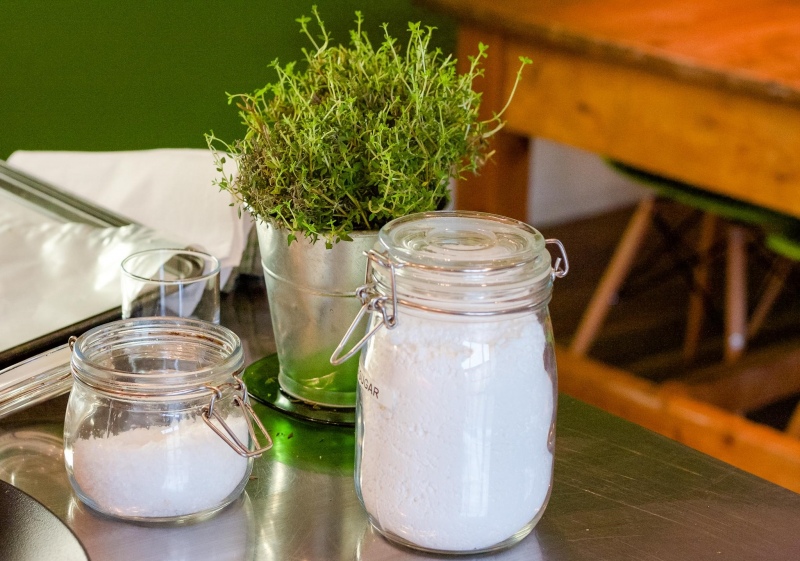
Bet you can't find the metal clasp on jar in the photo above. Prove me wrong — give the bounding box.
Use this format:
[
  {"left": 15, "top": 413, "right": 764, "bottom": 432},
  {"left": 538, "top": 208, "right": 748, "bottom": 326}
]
[
  {"left": 330, "top": 250, "right": 401, "bottom": 365},
  {"left": 547, "top": 238, "right": 569, "bottom": 279},
  {"left": 201, "top": 374, "right": 273, "bottom": 458}
]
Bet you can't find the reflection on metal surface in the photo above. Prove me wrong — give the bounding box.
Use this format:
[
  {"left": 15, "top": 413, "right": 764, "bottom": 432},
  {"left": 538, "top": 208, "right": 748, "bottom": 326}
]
[
  {"left": 249, "top": 400, "right": 355, "bottom": 475},
  {"left": 0, "top": 419, "right": 256, "bottom": 561},
  {"left": 0, "top": 423, "right": 71, "bottom": 514},
  {"left": 356, "top": 525, "right": 545, "bottom": 561},
  {"left": 252, "top": 460, "right": 364, "bottom": 561},
  {"left": 66, "top": 494, "right": 255, "bottom": 561},
  {"left": 244, "top": 400, "right": 363, "bottom": 561},
  {"left": 0, "top": 479, "right": 88, "bottom": 561}
]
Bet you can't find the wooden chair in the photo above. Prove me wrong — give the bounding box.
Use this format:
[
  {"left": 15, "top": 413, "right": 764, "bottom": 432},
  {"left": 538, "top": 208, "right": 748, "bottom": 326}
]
[
  {"left": 556, "top": 163, "right": 800, "bottom": 490},
  {"left": 654, "top": 227, "right": 800, "bottom": 441},
  {"left": 570, "top": 161, "right": 797, "bottom": 364}
]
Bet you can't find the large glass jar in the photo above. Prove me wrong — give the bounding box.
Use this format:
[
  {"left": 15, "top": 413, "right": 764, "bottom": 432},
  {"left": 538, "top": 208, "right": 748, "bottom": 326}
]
[
  {"left": 64, "top": 318, "right": 271, "bottom": 523},
  {"left": 337, "top": 211, "right": 568, "bottom": 554}
]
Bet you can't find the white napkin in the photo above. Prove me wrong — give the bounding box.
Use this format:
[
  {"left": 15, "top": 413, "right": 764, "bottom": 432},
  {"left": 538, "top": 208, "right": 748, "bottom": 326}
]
[{"left": 6, "top": 149, "right": 251, "bottom": 278}]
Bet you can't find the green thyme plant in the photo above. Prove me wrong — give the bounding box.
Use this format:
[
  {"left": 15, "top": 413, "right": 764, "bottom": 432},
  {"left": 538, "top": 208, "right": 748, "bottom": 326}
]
[{"left": 208, "top": 7, "right": 529, "bottom": 246}]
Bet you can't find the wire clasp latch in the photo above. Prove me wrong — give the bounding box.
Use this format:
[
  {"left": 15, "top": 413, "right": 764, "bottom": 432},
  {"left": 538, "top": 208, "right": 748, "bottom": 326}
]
[
  {"left": 330, "top": 250, "right": 401, "bottom": 365},
  {"left": 202, "top": 374, "right": 273, "bottom": 458},
  {"left": 546, "top": 238, "right": 569, "bottom": 279}
]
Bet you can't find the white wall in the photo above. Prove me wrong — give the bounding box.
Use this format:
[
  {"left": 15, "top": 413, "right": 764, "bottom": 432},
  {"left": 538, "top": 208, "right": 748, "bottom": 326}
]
[{"left": 528, "top": 138, "right": 647, "bottom": 227}]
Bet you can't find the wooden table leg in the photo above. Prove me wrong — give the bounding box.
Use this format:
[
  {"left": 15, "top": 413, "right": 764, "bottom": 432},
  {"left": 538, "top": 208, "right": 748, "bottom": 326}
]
[{"left": 454, "top": 26, "right": 529, "bottom": 222}]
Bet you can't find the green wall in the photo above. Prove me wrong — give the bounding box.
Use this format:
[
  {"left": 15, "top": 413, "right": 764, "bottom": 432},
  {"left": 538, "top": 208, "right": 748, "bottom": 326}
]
[{"left": 0, "top": 1, "right": 455, "bottom": 159}]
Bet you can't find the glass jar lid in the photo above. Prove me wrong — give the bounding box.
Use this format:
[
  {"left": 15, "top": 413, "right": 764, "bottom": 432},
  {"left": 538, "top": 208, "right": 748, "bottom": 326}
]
[
  {"left": 71, "top": 317, "right": 244, "bottom": 399},
  {"left": 372, "top": 211, "right": 557, "bottom": 315},
  {"left": 379, "top": 211, "right": 548, "bottom": 274}
]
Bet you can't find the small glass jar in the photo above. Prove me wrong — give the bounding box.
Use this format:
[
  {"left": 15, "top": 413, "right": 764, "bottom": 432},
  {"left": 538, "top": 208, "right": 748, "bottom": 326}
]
[
  {"left": 64, "top": 317, "right": 271, "bottom": 523},
  {"left": 335, "top": 211, "right": 568, "bottom": 555}
]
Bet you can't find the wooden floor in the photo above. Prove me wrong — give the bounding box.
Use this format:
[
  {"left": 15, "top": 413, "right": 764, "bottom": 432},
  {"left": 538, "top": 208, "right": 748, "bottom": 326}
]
[{"left": 543, "top": 203, "right": 800, "bottom": 431}]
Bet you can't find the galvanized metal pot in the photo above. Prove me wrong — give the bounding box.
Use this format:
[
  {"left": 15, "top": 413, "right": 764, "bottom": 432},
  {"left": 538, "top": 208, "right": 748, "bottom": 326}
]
[{"left": 255, "top": 220, "right": 377, "bottom": 408}]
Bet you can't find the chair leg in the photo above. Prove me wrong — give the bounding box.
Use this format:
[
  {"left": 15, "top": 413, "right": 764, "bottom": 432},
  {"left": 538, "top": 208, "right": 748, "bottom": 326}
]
[
  {"left": 748, "top": 257, "right": 792, "bottom": 340},
  {"left": 725, "top": 225, "right": 748, "bottom": 363},
  {"left": 570, "top": 196, "right": 656, "bottom": 356},
  {"left": 786, "top": 401, "right": 800, "bottom": 437},
  {"left": 683, "top": 212, "right": 717, "bottom": 362}
]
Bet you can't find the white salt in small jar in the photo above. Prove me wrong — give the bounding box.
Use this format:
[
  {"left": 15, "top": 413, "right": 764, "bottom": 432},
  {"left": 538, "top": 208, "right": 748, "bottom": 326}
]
[
  {"left": 64, "top": 318, "right": 272, "bottom": 523},
  {"left": 333, "top": 210, "right": 568, "bottom": 554}
]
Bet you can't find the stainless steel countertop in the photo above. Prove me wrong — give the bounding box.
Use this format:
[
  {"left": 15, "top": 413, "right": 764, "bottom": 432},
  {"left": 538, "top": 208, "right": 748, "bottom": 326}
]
[{"left": 1, "top": 277, "right": 799, "bottom": 561}]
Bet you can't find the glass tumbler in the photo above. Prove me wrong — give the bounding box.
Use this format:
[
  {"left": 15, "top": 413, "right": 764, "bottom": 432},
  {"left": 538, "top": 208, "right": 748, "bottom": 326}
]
[
  {"left": 336, "top": 211, "right": 568, "bottom": 554},
  {"left": 121, "top": 248, "right": 220, "bottom": 323},
  {"left": 64, "top": 317, "right": 271, "bottom": 523}
]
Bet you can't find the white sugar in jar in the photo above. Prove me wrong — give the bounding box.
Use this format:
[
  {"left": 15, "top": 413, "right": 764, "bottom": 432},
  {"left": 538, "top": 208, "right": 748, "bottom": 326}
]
[
  {"left": 64, "top": 318, "right": 272, "bottom": 523},
  {"left": 335, "top": 211, "right": 567, "bottom": 554}
]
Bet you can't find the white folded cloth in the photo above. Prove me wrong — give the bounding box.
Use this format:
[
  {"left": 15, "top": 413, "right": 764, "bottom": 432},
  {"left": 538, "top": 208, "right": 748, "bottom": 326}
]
[{"left": 6, "top": 149, "right": 251, "bottom": 276}]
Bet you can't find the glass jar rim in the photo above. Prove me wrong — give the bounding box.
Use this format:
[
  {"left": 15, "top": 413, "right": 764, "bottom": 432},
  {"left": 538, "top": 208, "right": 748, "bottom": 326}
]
[
  {"left": 120, "top": 248, "right": 220, "bottom": 285},
  {"left": 378, "top": 211, "right": 548, "bottom": 273},
  {"left": 372, "top": 211, "right": 554, "bottom": 315},
  {"left": 71, "top": 317, "right": 243, "bottom": 397}
]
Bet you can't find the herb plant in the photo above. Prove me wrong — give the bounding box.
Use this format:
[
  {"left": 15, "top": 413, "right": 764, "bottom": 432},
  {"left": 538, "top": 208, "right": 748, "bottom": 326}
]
[{"left": 208, "top": 7, "right": 529, "bottom": 246}]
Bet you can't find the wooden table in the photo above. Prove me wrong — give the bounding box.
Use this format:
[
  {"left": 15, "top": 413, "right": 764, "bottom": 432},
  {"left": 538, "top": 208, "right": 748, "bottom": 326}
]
[
  {"left": 418, "top": 0, "right": 800, "bottom": 222},
  {"left": 417, "top": 0, "right": 800, "bottom": 491}
]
